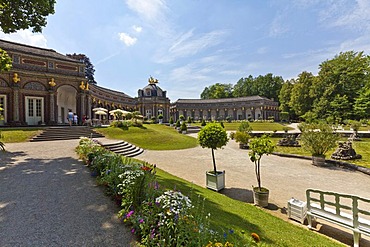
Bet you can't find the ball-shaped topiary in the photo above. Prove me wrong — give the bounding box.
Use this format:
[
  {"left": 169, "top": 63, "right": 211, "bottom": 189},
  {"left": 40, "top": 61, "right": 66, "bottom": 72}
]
[{"left": 197, "top": 123, "right": 228, "bottom": 174}]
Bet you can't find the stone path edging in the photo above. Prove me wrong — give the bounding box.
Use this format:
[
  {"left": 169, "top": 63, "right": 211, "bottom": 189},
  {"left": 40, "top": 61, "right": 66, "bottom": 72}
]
[{"left": 272, "top": 152, "right": 370, "bottom": 176}]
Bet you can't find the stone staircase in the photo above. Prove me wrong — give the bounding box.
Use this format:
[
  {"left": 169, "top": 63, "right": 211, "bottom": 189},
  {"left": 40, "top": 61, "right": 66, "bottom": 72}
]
[
  {"left": 186, "top": 125, "right": 201, "bottom": 134},
  {"left": 30, "top": 126, "right": 104, "bottom": 142},
  {"left": 101, "top": 141, "right": 144, "bottom": 158}
]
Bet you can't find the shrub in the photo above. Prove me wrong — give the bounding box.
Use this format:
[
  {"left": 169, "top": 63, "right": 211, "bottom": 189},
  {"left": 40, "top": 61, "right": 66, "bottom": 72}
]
[
  {"left": 175, "top": 119, "right": 181, "bottom": 128},
  {"left": 300, "top": 122, "right": 339, "bottom": 157},
  {"left": 226, "top": 116, "right": 232, "bottom": 123},
  {"left": 169, "top": 116, "right": 174, "bottom": 125},
  {"left": 179, "top": 115, "right": 185, "bottom": 121},
  {"left": 229, "top": 131, "right": 235, "bottom": 140},
  {"left": 238, "top": 121, "right": 252, "bottom": 133},
  {"left": 201, "top": 119, "right": 206, "bottom": 126},
  {"left": 180, "top": 121, "right": 187, "bottom": 132},
  {"left": 110, "top": 120, "right": 131, "bottom": 130},
  {"left": 187, "top": 116, "right": 192, "bottom": 124},
  {"left": 234, "top": 131, "right": 250, "bottom": 144},
  {"left": 157, "top": 114, "right": 163, "bottom": 120}
]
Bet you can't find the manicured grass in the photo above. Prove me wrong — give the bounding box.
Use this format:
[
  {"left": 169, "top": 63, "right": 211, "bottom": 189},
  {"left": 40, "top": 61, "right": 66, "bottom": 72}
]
[
  {"left": 273, "top": 137, "right": 370, "bottom": 169},
  {"left": 193, "top": 122, "right": 294, "bottom": 131},
  {"left": 95, "top": 124, "right": 198, "bottom": 150},
  {"left": 0, "top": 128, "right": 42, "bottom": 143},
  {"left": 155, "top": 168, "right": 344, "bottom": 246}
]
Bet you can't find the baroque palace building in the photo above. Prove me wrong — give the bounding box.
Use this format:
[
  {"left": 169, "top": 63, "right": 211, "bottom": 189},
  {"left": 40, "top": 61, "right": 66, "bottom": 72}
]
[{"left": 0, "top": 39, "right": 279, "bottom": 126}]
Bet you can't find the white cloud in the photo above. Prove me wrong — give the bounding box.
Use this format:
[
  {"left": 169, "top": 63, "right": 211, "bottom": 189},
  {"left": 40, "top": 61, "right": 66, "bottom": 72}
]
[
  {"left": 269, "top": 13, "right": 289, "bottom": 37},
  {"left": 132, "top": 25, "right": 143, "bottom": 33},
  {"left": 0, "top": 29, "right": 48, "bottom": 47},
  {"left": 118, "top": 32, "right": 137, "bottom": 46},
  {"left": 126, "top": 0, "right": 167, "bottom": 21},
  {"left": 156, "top": 29, "right": 227, "bottom": 63},
  {"left": 319, "top": 0, "right": 370, "bottom": 32}
]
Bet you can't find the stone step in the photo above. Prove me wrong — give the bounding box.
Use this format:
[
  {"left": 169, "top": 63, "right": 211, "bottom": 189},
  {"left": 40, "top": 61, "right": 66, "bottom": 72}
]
[
  {"left": 101, "top": 141, "right": 143, "bottom": 158},
  {"left": 30, "top": 126, "right": 104, "bottom": 142}
]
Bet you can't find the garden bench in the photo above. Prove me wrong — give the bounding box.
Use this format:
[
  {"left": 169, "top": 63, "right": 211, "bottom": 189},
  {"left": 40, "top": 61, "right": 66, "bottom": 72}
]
[{"left": 306, "top": 189, "right": 370, "bottom": 247}]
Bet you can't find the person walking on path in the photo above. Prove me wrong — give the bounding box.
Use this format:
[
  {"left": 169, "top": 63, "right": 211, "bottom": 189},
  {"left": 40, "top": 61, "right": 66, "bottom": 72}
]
[{"left": 68, "top": 110, "right": 74, "bottom": 126}]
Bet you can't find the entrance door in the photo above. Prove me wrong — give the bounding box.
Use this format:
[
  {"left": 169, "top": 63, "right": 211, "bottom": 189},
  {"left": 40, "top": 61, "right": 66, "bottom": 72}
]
[{"left": 25, "top": 97, "right": 44, "bottom": 125}]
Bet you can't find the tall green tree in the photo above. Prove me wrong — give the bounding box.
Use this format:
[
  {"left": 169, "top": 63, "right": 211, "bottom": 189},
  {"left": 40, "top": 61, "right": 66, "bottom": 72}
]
[
  {"left": 0, "top": 0, "right": 56, "bottom": 71},
  {"left": 233, "top": 75, "right": 254, "bottom": 97},
  {"left": 278, "top": 79, "right": 294, "bottom": 116},
  {"left": 289, "top": 71, "right": 315, "bottom": 117},
  {"left": 313, "top": 51, "right": 370, "bottom": 119},
  {"left": 0, "top": 0, "right": 56, "bottom": 33},
  {"left": 354, "top": 85, "right": 370, "bottom": 119},
  {"left": 200, "top": 83, "right": 233, "bottom": 99},
  {"left": 66, "top": 53, "right": 96, "bottom": 84},
  {"left": 233, "top": 73, "right": 283, "bottom": 101}
]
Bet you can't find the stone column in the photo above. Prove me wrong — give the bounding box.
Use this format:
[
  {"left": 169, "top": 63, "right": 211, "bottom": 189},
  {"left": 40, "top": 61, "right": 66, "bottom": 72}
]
[
  {"left": 13, "top": 88, "right": 20, "bottom": 122},
  {"left": 80, "top": 92, "right": 86, "bottom": 119},
  {"left": 49, "top": 90, "right": 55, "bottom": 123},
  {"left": 87, "top": 93, "right": 92, "bottom": 119}
]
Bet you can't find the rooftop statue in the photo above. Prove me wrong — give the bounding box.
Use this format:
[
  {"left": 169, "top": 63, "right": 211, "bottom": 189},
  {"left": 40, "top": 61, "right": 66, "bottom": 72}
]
[{"left": 148, "top": 76, "right": 159, "bottom": 84}]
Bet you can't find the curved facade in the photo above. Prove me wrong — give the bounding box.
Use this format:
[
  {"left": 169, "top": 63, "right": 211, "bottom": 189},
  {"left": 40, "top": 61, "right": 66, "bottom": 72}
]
[
  {"left": 0, "top": 39, "right": 279, "bottom": 126},
  {"left": 170, "top": 97, "right": 279, "bottom": 121}
]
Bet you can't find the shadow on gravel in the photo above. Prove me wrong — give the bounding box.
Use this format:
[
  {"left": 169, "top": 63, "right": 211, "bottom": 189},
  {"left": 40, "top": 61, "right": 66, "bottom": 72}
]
[
  {"left": 0, "top": 151, "right": 27, "bottom": 166},
  {"left": 0, "top": 156, "right": 133, "bottom": 246}
]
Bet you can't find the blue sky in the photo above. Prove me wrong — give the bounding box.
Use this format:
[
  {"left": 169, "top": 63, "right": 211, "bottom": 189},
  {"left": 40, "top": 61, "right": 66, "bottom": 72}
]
[{"left": 1, "top": 0, "right": 370, "bottom": 101}]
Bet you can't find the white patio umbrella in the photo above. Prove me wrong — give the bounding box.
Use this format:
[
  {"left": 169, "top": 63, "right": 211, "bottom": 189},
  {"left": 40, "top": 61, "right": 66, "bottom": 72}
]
[
  {"left": 94, "top": 110, "right": 107, "bottom": 121},
  {"left": 92, "top": 107, "right": 108, "bottom": 112},
  {"left": 109, "top": 109, "right": 130, "bottom": 115}
]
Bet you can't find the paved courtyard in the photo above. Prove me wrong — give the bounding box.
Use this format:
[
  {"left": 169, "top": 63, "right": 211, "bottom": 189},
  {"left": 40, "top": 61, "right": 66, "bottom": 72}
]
[{"left": 1, "top": 136, "right": 369, "bottom": 246}]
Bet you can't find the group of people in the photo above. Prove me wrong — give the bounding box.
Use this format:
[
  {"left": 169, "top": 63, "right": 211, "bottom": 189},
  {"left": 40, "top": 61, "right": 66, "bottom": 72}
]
[{"left": 67, "top": 110, "right": 92, "bottom": 126}]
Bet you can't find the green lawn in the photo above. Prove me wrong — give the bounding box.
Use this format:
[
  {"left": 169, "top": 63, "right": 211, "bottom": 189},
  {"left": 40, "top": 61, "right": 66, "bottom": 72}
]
[
  {"left": 95, "top": 124, "right": 198, "bottom": 150},
  {"left": 273, "top": 137, "right": 370, "bottom": 169},
  {"left": 155, "top": 168, "right": 344, "bottom": 246},
  {"left": 193, "top": 122, "right": 294, "bottom": 131},
  {"left": 0, "top": 128, "right": 42, "bottom": 143}
]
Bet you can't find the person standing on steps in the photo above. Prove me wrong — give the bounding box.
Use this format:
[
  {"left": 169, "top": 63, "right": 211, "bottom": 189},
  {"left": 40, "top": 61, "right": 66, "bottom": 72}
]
[
  {"left": 68, "top": 110, "right": 74, "bottom": 127},
  {"left": 73, "top": 113, "right": 78, "bottom": 125}
]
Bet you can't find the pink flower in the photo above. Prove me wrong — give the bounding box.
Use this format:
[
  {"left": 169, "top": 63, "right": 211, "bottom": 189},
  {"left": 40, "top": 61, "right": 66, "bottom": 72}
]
[{"left": 126, "top": 210, "right": 134, "bottom": 218}]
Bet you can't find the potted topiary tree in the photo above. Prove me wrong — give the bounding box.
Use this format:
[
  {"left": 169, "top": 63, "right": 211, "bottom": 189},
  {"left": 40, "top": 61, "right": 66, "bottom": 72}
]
[
  {"left": 198, "top": 122, "right": 229, "bottom": 191},
  {"left": 249, "top": 134, "right": 275, "bottom": 207},
  {"left": 300, "top": 122, "right": 339, "bottom": 166},
  {"left": 235, "top": 121, "right": 252, "bottom": 149},
  {"left": 157, "top": 114, "right": 163, "bottom": 124},
  {"left": 169, "top": 116, "right": 174, "bottom": 127},
  {"left": 201, "top": 119, "right": 206, "bottom": 127},
  {"left": 179, "top": 115, "right": 185, "bottom": 124},
  {"left": 234, "top": 131, "right": 251, "bottom": 149},
  {"left": 180, "top": 121, "right": 187, "bottom": 134},
  {"left": 175, "top": 119, "right": 181, "bottom": 130},
  {"left": 187, "top": 116, "right": 192, "bottom": 126}
]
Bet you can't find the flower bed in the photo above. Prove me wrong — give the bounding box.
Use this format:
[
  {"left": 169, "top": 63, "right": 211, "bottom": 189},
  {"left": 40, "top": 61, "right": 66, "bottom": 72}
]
[{"left": 76, "top": 137, "right": 262, "bottom": 246}]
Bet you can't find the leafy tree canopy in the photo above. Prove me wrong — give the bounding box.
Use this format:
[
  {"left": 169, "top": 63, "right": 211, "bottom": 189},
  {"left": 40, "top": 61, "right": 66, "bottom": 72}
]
[
  {"left": 200, "top": 83, "right": 233, "bottom": 99},
  {"left": 0, "top": 48, "right": 12, "bottom": 72},
  {"left": 66, "top": 53, "right": 96, "bottom": 84},
  {"left": 0, "top": 0, "right": 56, "bottom": 33}
]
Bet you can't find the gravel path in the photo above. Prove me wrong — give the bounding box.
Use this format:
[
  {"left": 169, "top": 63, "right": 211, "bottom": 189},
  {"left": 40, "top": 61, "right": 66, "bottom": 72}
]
[{"left": 0, "top": 139, "right": 133, "bottom": 247}]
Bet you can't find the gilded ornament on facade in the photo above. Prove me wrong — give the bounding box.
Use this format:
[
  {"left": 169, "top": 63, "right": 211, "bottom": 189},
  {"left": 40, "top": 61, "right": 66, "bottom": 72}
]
[
  {"left": 13, "top": 73, "right": 20, "bottom": 83},
  {"left": 148, "top": 76, "right": 159, "bottom": 84},
  {"left": 48, "top": 78, "right": 56, "bottom": 87},
  {"left": 79, "top": 81, "right": 86, "bottom": 90},
  {"left": 86, "top": 83, "right": 89, "bottom": 90}
]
